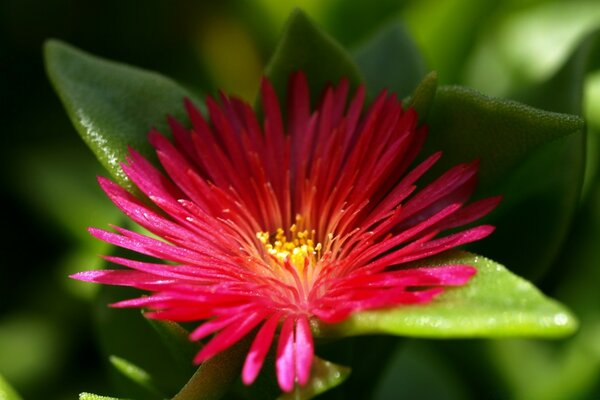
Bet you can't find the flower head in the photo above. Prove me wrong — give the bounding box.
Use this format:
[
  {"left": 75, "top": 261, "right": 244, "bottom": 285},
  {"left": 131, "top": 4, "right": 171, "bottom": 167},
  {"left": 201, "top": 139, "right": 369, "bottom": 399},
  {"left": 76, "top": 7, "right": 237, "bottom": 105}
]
[{"left": 73, "top": 73, "right": 499, "bottom": 392}]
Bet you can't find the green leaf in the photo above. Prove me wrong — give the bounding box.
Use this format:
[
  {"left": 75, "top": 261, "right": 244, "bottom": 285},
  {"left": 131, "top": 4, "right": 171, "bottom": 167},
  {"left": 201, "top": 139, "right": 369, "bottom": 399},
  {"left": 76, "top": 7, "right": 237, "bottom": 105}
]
[
  {"left": 79, "top": 393, "right": 128, "bottom": 400},
  {"left": 0, "top": 374, "right": 23, "bottom": 400},
  {"left": 145, "top": 316, "right": 200, "bottom": 373},
  {"left": 405, "top": 71, "right": 438, "bottom": 123},
  {"left": 44, "top": 39, "right": 200, "bottom": 192},
  {"left": 315, "top": 251, "right": 577, "bottom": 338},
  {"left": 470, "top": 30, "right": 598, "bottom": 280},
  {"left": 278, "top": 357, "right": 350, "bottom": 400},
  {"left": 488, "top": 147, "right": 600, "bottom": 400},
  {"left": 264, "top": 9, "right": 363, "bottom": 105},
  {"left": 371, "top": 341, "right": 468, "bottom": 400},
  {"left": 354, "top": 24, "right": 427, "bottom": 99},
  {"left": 109, "top": 355, "right": 164, "bottom": 398},
  {"left": 172, "top": 337, "right": 251, "bottom": 400},
  {"left": 94, "top": 285, "right": 192, "bottom": 398},
  {"left": 424, "top": 86, "right": 584, "bottom": 193}
]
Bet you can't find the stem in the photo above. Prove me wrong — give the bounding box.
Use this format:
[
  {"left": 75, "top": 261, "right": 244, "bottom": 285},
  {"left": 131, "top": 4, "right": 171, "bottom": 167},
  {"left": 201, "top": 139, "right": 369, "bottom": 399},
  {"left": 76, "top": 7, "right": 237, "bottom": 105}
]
[{"left": 172, "top": 338, "right": 250, "bottom": 400}]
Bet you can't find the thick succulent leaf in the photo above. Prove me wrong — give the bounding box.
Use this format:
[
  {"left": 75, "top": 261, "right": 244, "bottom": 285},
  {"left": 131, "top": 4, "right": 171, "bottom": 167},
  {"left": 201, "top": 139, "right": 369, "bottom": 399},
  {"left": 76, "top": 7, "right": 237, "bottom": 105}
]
[
  {"left": 278, "top": 357, "right": 350, "bottom": 400},
  {"left": 354, "top": 23, "right": 427, "bottom": 99},
  {"left": 145, "top": 316, "right": 200, "bottom": 373},
  {"left": 405, "top": 71, "right": 438, "bottom": 123},
  {"left": 470, "top": 30, "right": 598, "bottom": 280},
  {"left": 486, "top": 133, "right": 600, "bottom": 400},
  {"left": 79, "top": 394, "right": 128, "bottom": 400},
  {"left": 424, "top": 86, "right": 584, "bottom": 193},
  {"left": 264, "top": 9, "right": 363, "bottom": 105},
  {"left": 172, "top": 338, "right": 250, "bottom": 400},
  {"left": 315, "top": 251, "right": 577, "bottom": 338},
  {"left": 109, "top": 355, "right": 164, "bottom": 398},
  {"left": 0, "top": 374, "right": 23, "bottom": 400},
  {"left": 371, "top": 341, "right": 468, "bottom": 400},
  {"left": 44, "top": 39, "right": 200, "bottom": 192}
]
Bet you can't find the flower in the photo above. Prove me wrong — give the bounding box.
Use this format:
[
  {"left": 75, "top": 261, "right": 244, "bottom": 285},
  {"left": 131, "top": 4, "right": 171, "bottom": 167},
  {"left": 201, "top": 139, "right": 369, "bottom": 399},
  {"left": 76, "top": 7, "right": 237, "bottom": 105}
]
[{"left": 72, "top": 72, "right": 500, "bottom": 392}]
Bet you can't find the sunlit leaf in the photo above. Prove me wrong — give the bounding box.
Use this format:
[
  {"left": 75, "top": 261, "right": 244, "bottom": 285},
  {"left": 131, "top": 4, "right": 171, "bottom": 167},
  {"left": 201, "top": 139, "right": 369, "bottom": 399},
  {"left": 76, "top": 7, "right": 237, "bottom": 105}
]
[
  {"left": 278, "top": 357, "right": 350, "bottom": 400},
  {"left": 44, "top": 39, "right": 200, "bottom": 192},
  {"left": 0, "top": 374, "right": 23, "bottom": 400},
  {"left": 109, "top": 355, "right": 163, "bottom": 398},
  {"left": 315, "top": 251, "right": 577, "bottom": 338},
  {"left": 79, "top": 393, "right": 128, "bottom": 400}
]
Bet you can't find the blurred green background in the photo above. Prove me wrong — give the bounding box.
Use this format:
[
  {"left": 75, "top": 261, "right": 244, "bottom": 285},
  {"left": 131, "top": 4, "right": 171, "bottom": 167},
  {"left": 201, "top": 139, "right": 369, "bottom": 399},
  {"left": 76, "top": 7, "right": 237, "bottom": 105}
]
[{"left": 2, "top": 0, "right": 600, "bottom": 399}]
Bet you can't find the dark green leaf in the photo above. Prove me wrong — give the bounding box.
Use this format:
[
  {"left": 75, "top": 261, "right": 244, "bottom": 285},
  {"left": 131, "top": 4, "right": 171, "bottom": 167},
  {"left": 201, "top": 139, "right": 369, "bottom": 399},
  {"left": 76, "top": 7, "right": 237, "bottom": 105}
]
[
  {"left": 405, "top": 71, "right": 438, "bottom": 123},
  {"left": 278, "top": 357, "right": 350, "bottom": 400},
  {"left": 489, "top": 143, "right": 600, "bottom": 400},
  {"left": 354, "top": 24, "right": 427, "bottom": 99},
  {"left": 264, "top": 9, "right": 363, "bottom": 105},
  {"left": 44, "top": 39, "right": 200, "bottom": 192},
  {"left": 372, "top": 341, "right": 467, "bottom": 400},
  {"left": 315, "top": 251, "right": 577, "bottom": 338},
  {"left": 470, "top": 131, "right": 585, "bottom": 281},
  {"left": 145, "top": 316, "right": 200, "bottom": 373},
  {"left": 425, "top": 86, "right": 584, "bottom": 192},
  {"left": 471, "top": 30, "right": 599, "bottom": 280}
]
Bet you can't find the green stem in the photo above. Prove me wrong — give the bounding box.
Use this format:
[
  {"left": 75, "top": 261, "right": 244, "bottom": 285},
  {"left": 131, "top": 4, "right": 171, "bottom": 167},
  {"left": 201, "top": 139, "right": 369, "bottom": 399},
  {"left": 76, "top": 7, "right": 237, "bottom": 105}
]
[{"left": 172, "top": 338, "right": 250, "bottom": 400}]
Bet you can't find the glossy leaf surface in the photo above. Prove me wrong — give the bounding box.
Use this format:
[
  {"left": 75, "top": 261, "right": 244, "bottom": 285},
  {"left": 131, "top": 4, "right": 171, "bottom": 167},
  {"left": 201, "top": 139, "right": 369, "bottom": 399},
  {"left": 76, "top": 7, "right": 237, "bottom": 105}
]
[
  {"left": 315, "top": 251, "right": 577, "bottom": 338},
  {"left": 44, "top": 40, "right": 199, "bottom": 192}
]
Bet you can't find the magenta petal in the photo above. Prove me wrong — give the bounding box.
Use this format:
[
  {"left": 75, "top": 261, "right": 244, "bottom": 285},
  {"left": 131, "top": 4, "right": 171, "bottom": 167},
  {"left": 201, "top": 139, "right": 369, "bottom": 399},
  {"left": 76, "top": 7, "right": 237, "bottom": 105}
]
[
  {"left": 193, "top": 311, "right": 264, "bottom": 364},
  {"left": 276, "top": 317, "right": 296, "bottom": 393},
  {"left": 70, "top": 270, "right": 166, "bottom": 286},
  {"left": 242, "top": 312, "right": 282, "bottom": 385},
  {"left": 76, "top": 72, "right": 500, "bottom": 392},
  {"left": 295, "top": 315, "right": 314, "bottom": 386}
]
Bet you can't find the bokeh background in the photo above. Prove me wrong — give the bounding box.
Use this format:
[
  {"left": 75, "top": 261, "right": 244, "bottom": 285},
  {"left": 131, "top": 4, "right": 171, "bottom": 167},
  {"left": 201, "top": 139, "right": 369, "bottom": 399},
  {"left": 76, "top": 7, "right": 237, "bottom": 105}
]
[{"left": 2, "top": 0, "right": 600, "bottom": 399}]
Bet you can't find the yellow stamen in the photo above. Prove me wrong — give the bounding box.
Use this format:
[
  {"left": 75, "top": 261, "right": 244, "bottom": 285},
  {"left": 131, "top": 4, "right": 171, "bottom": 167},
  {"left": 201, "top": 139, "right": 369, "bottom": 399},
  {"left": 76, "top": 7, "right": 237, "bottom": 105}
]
[{"left": 256, "top": 215, "right": 322, "bottom": 271}]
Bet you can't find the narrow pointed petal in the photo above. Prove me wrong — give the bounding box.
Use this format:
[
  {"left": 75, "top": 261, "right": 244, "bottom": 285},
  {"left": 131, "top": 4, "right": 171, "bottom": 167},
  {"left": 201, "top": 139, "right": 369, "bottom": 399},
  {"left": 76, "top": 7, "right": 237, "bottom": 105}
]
[
  {"left": 295, "top": 315, "right": 314, "bottom": 386},
  {"left": 242, "top": 313, "right": 282, "bottom": 385},
  {"left": 276, "top": 317, "right": 296, "bottom": 393},
  {"left": 73, "top": 73, "right": 499, "bottom": 394}
]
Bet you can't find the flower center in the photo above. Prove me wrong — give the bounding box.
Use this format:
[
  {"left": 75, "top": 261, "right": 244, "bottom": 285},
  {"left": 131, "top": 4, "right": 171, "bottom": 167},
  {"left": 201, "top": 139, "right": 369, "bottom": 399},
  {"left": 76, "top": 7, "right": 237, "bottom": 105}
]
[{"left": 256, "top": 216, "right": 322, "bottom": 272}]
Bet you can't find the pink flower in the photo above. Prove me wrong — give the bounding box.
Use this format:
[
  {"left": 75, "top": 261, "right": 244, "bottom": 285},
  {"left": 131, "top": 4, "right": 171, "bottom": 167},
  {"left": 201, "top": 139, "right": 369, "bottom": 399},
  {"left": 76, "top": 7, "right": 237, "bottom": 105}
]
[{"left": 72, "top": 73, "right": 499, "bottom": 392}]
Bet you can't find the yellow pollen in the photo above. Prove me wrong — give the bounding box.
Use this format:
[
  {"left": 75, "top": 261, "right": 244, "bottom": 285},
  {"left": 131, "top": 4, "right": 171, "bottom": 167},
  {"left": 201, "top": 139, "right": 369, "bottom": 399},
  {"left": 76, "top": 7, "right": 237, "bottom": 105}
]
[{"left": 256, "top": 217, "right": 321, "bottom": 271}]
